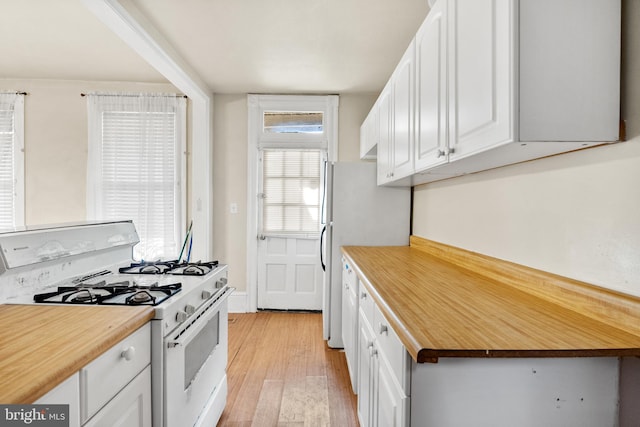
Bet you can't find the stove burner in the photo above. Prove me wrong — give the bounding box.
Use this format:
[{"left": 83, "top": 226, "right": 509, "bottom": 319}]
[
  {"left": 34, "top": 282, "right": 182, "bottom": 306},
  {"left": 118, "top": 260, "right": 219, "bottom": 276},
  {"left": 126, "top": 290, "right": 156, "bottom": 305},
  {"left": 168, "top": 261, "right": 219, "bottom": 276},
  {"left": 64, "top": 289, "right": 101, "bottom": 304},
  {"left": 140, "top": 264, "right": 172, "bottom": 274}
]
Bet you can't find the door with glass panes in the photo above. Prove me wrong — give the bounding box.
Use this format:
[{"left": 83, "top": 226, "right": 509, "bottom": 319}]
[{"left": 256, "top": 111, "right": 326, "bottom": 310}]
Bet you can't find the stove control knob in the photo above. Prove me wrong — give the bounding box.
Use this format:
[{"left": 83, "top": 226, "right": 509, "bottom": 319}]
[
  {"left": 176, "top": 311, "right": 188, "bottom": 323},
  {"left": 202, "top": 290, "right": 212, "bottom": 300},
  {"left": 220, "top": 277, "right": 228, "bottom": 285},
  {"left": 185, "top": 304, "right": 196, "bottom": 315}
]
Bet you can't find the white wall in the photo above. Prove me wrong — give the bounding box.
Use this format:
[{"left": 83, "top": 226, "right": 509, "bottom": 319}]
[
  {"left": 212, "top": 93, "right": 375, "bottom": 293},
  {"left": 412, "top": 0, "right": 640, "bottom": 297},
  {"left": 0, "top": 78, "right": 182, "bottom": 225}
]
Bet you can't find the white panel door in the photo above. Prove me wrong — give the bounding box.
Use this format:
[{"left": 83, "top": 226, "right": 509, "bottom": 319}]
[
  {"left": 257, "top": 236, "right": 323, "bottom": 310},
  {"left": 449, "top": 0, "right": 514, "bottom": 160},
  {"left": 256, "top": 149, "right": 324, "bottom": 311}
]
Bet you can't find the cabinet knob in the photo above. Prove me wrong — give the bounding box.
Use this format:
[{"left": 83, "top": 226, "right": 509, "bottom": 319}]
[
  {"left": 121, "top": 346, "right": 136, "bottom": 361},
  {"left": 437, "top": 149, "right": 446, "bottom": 158},
  {"left": 361, "top": 292, "right": 367, "bottom": 300},
  {"left": 378, "top": 323, "right": 388, "bottom": 335}
]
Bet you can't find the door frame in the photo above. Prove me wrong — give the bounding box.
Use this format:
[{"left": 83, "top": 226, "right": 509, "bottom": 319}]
[{"left": 246, "top": 94, "right": 339, "bottom": 312}]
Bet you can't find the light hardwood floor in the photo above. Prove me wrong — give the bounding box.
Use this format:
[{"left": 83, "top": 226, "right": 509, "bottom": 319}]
[{"left": 217, "top": 312, "right": 359, "bottom": 427}]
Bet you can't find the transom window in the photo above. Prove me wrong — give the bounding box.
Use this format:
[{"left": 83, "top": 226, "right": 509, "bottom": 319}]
[{"left": 263, "top": 111, "right": 323, "bottom": 134}]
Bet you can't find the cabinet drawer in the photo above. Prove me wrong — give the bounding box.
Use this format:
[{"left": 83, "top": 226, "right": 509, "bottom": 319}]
[
  {"left": 373, "top": 304, "right": 411, "bottom": 395},
  {"left": 359, "top": 282, "right": 375, "bottom": 328},
  {"left": 343, "top": 258, "right": 358, "bottom": 300},
  {"left": 80, "top": 323, "right": 150, "bottom": 423}
]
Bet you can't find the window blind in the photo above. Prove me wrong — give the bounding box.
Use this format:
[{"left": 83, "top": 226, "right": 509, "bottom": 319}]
[
  {"left": 87, "top": 94, "right": 186, "bottom": 261},
  {"left": 262, "top": 149, "right": 321, "bottom": 236},
  {"left": 0, "top": 93, "right": 24, "bottom": 230}
]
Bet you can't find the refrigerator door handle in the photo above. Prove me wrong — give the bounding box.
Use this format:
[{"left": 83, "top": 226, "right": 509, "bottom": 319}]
[{"left": 320, "top": 224, "right": 327, "bottom": 271}]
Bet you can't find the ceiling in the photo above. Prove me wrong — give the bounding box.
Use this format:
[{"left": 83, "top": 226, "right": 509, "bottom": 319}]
[{"left": 1, "top": 0, "right": 431, "bottom": 94}]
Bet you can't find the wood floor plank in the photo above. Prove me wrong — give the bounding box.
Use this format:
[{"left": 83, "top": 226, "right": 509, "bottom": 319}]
[
  {"left": 304, "top": 376, "right": 330, "bottom": 427},
  {"left": 218, "top": 312, "right": 358, "bottom": 427},
  {"left": 251, "top": 379, "right": 284, "bottom": 427}
]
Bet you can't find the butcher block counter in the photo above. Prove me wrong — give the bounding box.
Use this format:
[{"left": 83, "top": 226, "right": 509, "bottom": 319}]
[
  {"left": 342, "top": 236, "right": 640, "bottom": 364},
  {"left": 342, "top": 237, "right": 640, "bottom": 425},
  {"left": 0, "top": 304, "right": 154, "bottom": 403}
]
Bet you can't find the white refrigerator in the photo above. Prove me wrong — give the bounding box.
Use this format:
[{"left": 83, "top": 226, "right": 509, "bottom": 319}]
[{"left": 321, "top": 162, "right": 411, "bottom": 348}]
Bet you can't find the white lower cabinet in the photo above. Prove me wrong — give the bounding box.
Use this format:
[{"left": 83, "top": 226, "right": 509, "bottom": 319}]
[
  {"left": 35, "top": 372, "right": 81, "bottom": 427},
  {"left": 83, "top": 366, "right": 151, "bottom": 427},
  {"left": 34, "top": 323, "right": 151, "bottom": 427},
  {"left": 357, "top": 284, "right": 410, "bottom": 427},
  {"left": 342, "top": 258, "right": 359, "bottom": 393},
  {"left": 81, "top": 323, "right": 151, "bottom": 427}
]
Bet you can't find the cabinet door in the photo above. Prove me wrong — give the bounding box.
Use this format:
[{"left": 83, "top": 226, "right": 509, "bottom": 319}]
[
  {"left": 415, "top": 0, "right": 449, "bottom": 172},
  {"left": 390, "top": 41, "right": 415, "bottom": 180},
  {"left": 449, "top": 0, "right": 514, "bottom": 160},
  {"left": 35, "top": 373, "right": 80, "bottom": 427},
  {"left": 374, "top": 356, "right": 408, "bottom": 427},
  {"left": 357, "top": 312, "right": 375, "bottom": 427},
  {"left": 342, "top": 270, "right": 357, "bottom": 392},
  {"left": 360, "top": 108, "right": 379, "bottom": 160},
  {"left": 83, "top": 366, "right": 151, "bottom": 427},
  {"left": 376, "top": 85, "right": 393, "bottom": 185}
]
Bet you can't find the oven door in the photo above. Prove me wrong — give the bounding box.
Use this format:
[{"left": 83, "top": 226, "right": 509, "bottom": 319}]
[{"left": 164, "top": 290, "right": 230, "bottom": 427}]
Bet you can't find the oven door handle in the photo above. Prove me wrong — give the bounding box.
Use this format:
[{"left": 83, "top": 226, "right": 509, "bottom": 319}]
[{"left": 167, "top": 287, "right": 233, "bottom": 349}]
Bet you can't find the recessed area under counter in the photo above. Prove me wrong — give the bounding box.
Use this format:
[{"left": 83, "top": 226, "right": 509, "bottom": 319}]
[
  {"left": 342, "top": 236, "right": 640, "bottom": 426},
  {"left": 0, "top": 304, "right": 154, "bottom": 404}
]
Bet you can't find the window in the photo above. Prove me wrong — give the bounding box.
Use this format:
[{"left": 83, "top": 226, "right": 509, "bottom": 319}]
[
  {"left": 86, "top": 93, "right": 186, "bottom": 260},
  {"left": 262, "top": 149, "right": 321, "bottom": 235},
  {"left": 0, "top": 93, "right": 24, "bottom": 230},
  {"left": 263, "top": 111, "right": 323, "bottom": 134}
]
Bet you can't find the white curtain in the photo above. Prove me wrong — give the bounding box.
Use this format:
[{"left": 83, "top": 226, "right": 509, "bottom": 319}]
[
  {"left": 0, "top": 92, "right": 24, "bottom": 230},
  {"left": 86, "top": 93, "right": 186, "bottom": 261}
]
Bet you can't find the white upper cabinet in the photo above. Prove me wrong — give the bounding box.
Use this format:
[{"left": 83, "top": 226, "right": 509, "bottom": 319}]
[
  {"left": 414, "top": 0, "right": 448, "bottom": 171},
  {"left": 367, "top": 0, "right": 621, "bottom": 186},
  {"left": 414, "top": 0, "right": 620, "bottom": 184},
  {"left": 360, "top": 107, "right": 379, "bottom": 160},
  {"left": 390, "top": 43, "right": 415, "bottom": 180},
  {"left": 376, "top": 83, "right": 393, "bottom": 185},
  {"left": 448, "top": 0, "right": 514, "bottom": 160},
  {"left": 377, "top": 41, "right": 416, "bottom": 186}
]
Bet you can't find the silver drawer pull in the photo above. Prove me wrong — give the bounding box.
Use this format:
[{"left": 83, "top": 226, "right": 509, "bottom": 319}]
[{"left": 121, "top": 346, "right": 136, "bottom": 361}]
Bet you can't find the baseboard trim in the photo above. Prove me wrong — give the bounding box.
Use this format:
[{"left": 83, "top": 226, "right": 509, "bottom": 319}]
[{"left": 229, "top": 290, "right": 248, "bottom": 313}]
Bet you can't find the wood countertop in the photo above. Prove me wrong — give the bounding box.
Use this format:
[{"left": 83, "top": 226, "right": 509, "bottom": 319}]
[
  {"left": 342, "top": 237, "right": 640, "bottom": 363},
  {"left": 0, "top": 304, "right": 154, "bottom": 403}
]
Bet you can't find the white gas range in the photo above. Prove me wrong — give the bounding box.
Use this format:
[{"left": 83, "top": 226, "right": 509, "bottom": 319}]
[{"left": 0, "top": 221, "right": 233, "bottom": 427}]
